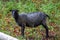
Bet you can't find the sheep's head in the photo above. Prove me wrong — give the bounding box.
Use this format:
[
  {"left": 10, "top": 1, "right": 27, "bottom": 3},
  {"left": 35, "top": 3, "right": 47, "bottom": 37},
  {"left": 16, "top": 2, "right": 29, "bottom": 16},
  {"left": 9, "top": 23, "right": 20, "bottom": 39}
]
[{"left": 10, "top": 10, "right": 19, "bottom": 18}]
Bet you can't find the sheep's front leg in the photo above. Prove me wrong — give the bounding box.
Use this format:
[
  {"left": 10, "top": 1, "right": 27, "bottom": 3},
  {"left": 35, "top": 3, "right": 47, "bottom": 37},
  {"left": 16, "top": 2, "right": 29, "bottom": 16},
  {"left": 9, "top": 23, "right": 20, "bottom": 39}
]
[{"left": 21, "top": 24, "right": 25, "bottom": 37}]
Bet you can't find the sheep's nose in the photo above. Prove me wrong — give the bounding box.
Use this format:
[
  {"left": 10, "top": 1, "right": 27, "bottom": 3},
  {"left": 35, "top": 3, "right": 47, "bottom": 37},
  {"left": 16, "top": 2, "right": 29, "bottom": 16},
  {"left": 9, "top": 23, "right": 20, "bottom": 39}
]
[{"left": 12, "top": 11, "right": 15, "bottom": 14}]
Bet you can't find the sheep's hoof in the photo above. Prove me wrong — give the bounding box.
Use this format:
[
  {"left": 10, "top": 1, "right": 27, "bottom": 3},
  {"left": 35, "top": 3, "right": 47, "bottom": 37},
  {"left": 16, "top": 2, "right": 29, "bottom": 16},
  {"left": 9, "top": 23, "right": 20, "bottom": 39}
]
[{"left": 45, "top": 35, "right": 49, "bottom": 38}]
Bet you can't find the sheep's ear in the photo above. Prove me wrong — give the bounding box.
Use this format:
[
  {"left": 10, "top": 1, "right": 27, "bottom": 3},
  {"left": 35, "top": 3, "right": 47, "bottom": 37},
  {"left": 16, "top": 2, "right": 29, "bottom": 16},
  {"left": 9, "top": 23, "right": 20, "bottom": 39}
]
[
  {"left": 10, "top": 10, "right": 12, "bottom": 11},
  {"left": 16, "top": 10, "right": 19, "bottom": 12}
]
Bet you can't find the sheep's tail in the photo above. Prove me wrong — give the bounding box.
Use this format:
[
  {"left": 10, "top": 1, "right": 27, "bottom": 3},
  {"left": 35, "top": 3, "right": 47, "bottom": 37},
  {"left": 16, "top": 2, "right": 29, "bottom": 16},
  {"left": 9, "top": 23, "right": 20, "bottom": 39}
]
[{"left": 46, "top": 14, "right": 50, "bottom": 19}]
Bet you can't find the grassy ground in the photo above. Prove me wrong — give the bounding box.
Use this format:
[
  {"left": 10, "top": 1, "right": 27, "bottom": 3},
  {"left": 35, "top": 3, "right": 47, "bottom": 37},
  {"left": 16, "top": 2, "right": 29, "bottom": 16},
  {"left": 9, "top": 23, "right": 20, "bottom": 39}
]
[{"left": 0, "top": 0, "right": 60, "bottom": 40}]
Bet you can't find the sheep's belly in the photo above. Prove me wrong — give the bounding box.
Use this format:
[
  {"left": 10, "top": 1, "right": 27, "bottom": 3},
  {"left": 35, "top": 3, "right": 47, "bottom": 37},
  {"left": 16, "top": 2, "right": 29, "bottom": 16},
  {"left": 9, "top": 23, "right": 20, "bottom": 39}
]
[{"left": 26, "top": 22, "right": 41, "bottom": 27}]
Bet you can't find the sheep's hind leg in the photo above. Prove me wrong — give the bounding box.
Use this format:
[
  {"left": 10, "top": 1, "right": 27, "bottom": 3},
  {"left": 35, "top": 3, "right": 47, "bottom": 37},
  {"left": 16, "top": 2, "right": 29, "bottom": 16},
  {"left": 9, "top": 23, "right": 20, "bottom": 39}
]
[{"left": 42, "top": 20, "right": 49, "bottom": 38}]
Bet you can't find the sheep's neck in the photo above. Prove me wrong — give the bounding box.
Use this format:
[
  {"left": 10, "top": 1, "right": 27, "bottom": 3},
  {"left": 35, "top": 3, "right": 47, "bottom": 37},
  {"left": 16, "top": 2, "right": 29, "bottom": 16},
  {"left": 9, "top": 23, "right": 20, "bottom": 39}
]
[{"left": 14, "top": 13, "right": 19, "bottom": 21}]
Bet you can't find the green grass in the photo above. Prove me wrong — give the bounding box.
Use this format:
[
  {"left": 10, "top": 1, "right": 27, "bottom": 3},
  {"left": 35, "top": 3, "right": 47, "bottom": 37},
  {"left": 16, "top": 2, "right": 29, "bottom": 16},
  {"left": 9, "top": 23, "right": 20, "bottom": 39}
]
[{"left": 0, "top": 0, "right": 60, "bottom": 40}]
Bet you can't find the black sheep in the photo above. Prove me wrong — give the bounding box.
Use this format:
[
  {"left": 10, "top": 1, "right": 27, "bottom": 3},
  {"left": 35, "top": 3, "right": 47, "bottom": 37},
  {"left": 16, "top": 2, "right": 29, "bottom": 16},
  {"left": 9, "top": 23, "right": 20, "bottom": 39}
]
[{"left": 10, "top": 10, "right": 50, "bottom": 38}]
